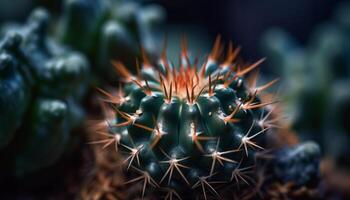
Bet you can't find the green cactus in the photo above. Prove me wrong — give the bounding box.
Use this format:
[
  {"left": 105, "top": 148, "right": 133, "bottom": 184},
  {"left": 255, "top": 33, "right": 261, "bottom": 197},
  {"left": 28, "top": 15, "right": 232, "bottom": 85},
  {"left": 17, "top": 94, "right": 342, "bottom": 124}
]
[
  {"left": 93, "top": 38, "right": 279, "bottom": 199},
  {"left": 57, "top": 0, "right": 165, "bottom": 82},
  {"left": 0, "top": 8, "right": 89, "bottom": 176}
]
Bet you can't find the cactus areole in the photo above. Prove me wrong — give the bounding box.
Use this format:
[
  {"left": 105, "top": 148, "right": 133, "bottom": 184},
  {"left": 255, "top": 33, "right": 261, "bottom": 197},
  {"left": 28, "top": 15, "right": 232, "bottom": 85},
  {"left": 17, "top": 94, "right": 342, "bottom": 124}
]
[{"left": 94, "top": 38, "right": 279, "bottom": 199}]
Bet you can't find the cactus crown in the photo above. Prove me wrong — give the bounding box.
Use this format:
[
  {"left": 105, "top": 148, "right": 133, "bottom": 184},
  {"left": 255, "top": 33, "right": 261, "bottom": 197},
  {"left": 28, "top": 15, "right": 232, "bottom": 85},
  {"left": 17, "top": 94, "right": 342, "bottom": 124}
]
[{"left": 94, "top": 37, "right": 279, "bottom": 199}]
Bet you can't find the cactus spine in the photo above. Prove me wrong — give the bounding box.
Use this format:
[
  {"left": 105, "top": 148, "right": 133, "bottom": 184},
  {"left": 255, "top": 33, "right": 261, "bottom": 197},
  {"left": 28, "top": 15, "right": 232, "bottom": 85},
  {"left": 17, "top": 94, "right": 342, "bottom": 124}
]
[{"left": 93, "top": 38, "right": 280, "bottom": 199}]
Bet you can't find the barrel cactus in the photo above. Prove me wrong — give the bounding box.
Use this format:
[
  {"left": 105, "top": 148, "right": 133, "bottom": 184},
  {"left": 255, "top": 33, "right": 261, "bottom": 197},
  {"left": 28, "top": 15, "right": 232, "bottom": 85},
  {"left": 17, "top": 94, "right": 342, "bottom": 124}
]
[
  {"left": 92, "top": 38, "right": 280, "bottom": 199},
  {"left": 58, "top": 0, "right": 165, "bottom": 82},
  {"left": 0, "top": 8, "right": 89, "bottom": 176}
]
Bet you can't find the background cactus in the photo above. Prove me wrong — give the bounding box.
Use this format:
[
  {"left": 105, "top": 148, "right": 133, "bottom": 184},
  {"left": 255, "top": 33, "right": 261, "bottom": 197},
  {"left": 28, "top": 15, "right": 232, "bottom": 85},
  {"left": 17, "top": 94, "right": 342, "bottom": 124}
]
[
  {"left": 0, "top": 8, "right": 89, "bottom": 176},
  {"left": 57, "top": 0, "right": 165, "bottom": 83},
  {"left": 260, "top": 1, "right": 350, "bottom": 170},
  {"left": 254, "top": 142, "right": 322, "bottom": 200},
  {"left": 91, "top": 37, "right": 283, "bottom": 199},
  {"left": 0, "top": 0, "right": 165, "bottom": 182}
]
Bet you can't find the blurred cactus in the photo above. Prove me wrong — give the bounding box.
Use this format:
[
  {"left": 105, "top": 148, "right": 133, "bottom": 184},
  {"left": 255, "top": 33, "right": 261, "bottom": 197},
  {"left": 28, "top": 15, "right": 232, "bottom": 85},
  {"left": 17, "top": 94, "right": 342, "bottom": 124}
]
[
  {"left": 57, "top": 0, "right": 165, "bottom": 82},
  {"left": 261, "top": 1, "right": 350, "bottom": 168},
  {"left": 91, "top": 37, "right": 284, "bottom": 199},
  {"left": 258, "top": 142, "right": 322, "bottom": 200},
  {"left": 0, "top": 0, "right": 166, "bottom": 178},
  {"left": 269, "top": 141, "right": 321, "bottom": 186},
  {"left": 0, "top": 8, "right": 89, "bottom": 176}
]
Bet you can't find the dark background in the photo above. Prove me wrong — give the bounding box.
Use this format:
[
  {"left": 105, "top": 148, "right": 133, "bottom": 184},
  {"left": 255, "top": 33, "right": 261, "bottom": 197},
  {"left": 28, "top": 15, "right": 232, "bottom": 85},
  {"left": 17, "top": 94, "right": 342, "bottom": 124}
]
[
  {"left": 0, "top": 0, "right": 345, "bottom": 60},
  {"left": 155, "top": 0, "right": 343, "bottom": 58}
]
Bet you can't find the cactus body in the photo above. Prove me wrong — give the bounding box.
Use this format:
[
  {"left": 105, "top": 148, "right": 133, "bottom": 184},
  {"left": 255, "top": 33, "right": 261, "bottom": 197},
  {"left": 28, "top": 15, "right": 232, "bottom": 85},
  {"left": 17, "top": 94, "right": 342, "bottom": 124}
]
[
  {"left": 0, "top": 8, "right": 89, "bottom": 176},
  {"left": 94, "top": 39, "right": 279, "bottom": 198},
  {"left": 58, "top": 0, "right": 165, "bottom": 82}
]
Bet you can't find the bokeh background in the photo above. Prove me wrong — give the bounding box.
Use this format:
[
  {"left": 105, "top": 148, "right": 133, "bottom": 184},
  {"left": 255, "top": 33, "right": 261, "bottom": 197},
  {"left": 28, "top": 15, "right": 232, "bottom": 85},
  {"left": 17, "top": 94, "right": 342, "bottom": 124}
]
[{"left": 0, "top": 0, "right": 344, "bottom": 59}]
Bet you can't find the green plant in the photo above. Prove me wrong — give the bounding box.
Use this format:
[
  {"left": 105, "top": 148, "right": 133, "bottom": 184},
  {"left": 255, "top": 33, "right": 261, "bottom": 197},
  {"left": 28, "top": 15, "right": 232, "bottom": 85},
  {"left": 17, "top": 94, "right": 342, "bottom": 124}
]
[
  {"left": 0, "top": 8, "right": 89, "bottom": 176},
  {"left": 93, "top": 38, "right": 280, "bottom": 199},
  {"left": 58, "top": 0, "right": 165, "bottom": 83}
]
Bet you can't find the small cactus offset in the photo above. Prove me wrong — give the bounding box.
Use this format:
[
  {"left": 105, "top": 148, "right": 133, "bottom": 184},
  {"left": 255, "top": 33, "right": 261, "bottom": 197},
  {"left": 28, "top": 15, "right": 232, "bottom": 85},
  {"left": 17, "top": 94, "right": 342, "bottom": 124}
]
[{"left": 93, "top": 38, "right": 280, "bottom": 199}]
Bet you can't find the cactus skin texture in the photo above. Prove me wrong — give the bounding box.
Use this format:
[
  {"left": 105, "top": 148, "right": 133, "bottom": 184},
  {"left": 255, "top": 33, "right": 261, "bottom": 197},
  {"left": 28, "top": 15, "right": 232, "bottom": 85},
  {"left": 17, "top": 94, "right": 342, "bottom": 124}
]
[
  {"left": 58, "top": 0, "right": 165, "bottom": 82},
  {"left": 0, "top": 8, "right": 89, "bottom": 176},
  {"left": 94, "top": 38, "right": 280, "bottom": 199}
]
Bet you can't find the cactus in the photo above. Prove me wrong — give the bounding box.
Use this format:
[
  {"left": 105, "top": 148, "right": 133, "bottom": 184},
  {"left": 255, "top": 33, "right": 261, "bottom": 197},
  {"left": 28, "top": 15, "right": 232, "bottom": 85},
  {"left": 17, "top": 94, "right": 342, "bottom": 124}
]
[
  {"left": 0, "top": 0, "right": 165, "bottom": 177},
  {"left": 91, "top": 37, "right": 282, "bottom": 199},
  {"left": 267, "top": 142, "right": 321, "bottom": 186},
  {"left": 0, "top": 8, "right": 89, "bottom": 176},
  {"left": 262, "top": 143, "right": 322, "bottom": 200},
  {"left": 57, "top": 0, "right": 165, "bottom": 82},
  {"left": 239, "top": 141, "right": 322, "bottom": 200}
]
